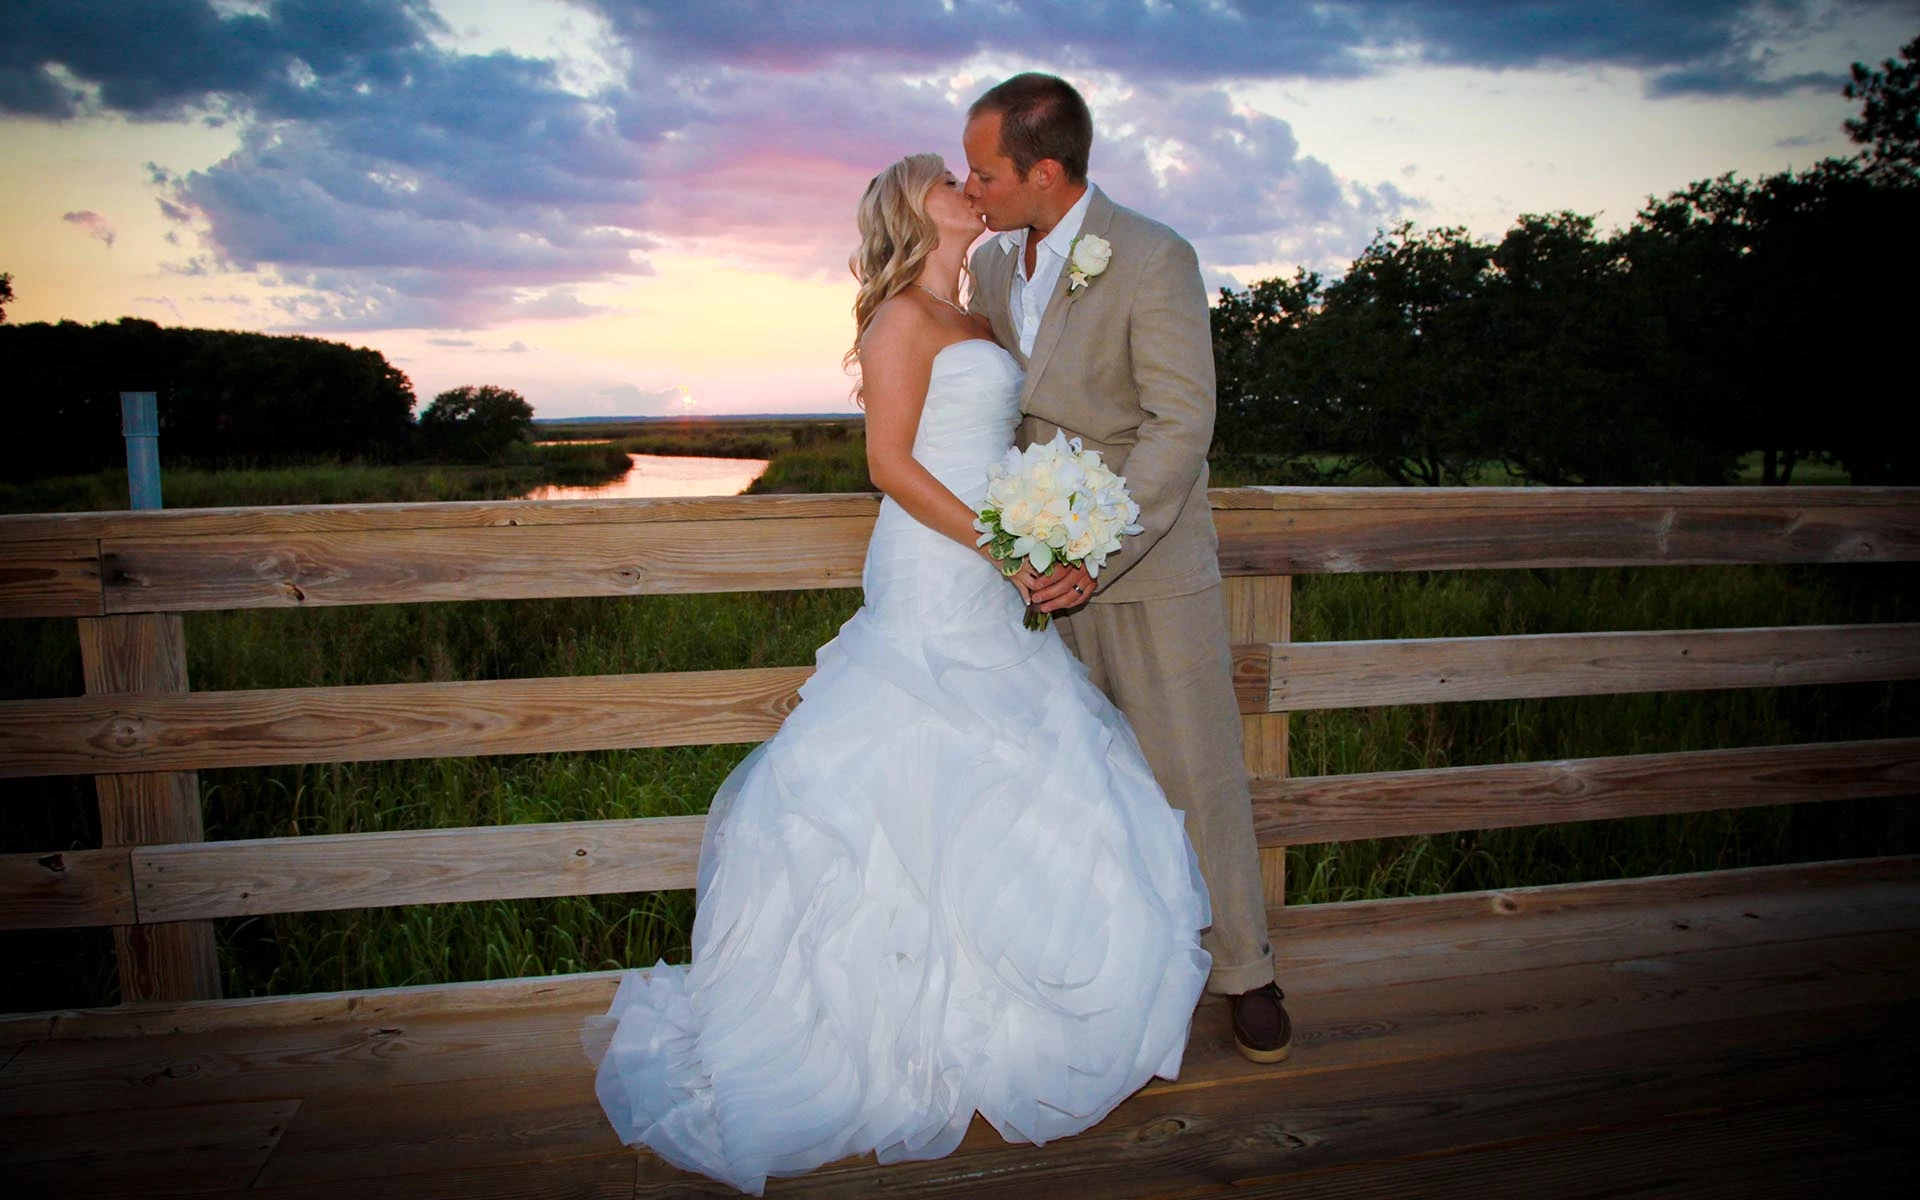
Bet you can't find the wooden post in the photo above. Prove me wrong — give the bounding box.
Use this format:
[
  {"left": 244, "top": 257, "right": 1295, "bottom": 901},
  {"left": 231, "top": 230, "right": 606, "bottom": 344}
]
[
  {"left": 75, "top": 392, "right": 220, "bottom": 1002},
  {"left": 79, "top": 615, "right": 222, "bottom": 1001},
  {"left": 1225, "top": 574, "right": 1291, "bottom": 912}
]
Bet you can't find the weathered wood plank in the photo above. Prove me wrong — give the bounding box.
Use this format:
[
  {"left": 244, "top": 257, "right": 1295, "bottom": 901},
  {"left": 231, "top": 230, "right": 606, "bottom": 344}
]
[
  {"left": 1208, "top": 484, "right": 1920, "bottom": 511},
  {"left": 0, "top": 491, "right": 883, "bottom": 542},
  {"left": 100, "top": 518, "right": 876, "bottom": 612},
  {"left": 1183, "top": 1094, "right": 1905, "bottom": 1200},
  {"left": 0, "top": 536, "right": 101, "bottom": 619},
  {"left": 1271, "top": 622, "right": 1920, "bottom": 711},
  {"left": 5, "top": 484, "right": 1910, "bottom": 545},
  {"left": 131, "top": 815, "right": 706, "bottom": 922},
  {"left": 10, "top": 625, "right": 1896, "bottom": 774},
  {"left": 1229, "top": 639, "right": 1271, "bottom": 715},
  {"left": 0, "top": 1004, "right": 612, "bottom": 1115},
  {"left": 0, "top": 666, "right": 810, "bottom": 779},
  {"left": 1254, "top": 738, "right": 1920, "bottom": 845},
  {"left": 0, "top": 846, "right": 133, "bottom": 929},
  {"left": 215, "top": 1154, "right": 639, "bottom": 1200},
  {"left": 1, "top": 969, "right": 627, "bottom": 1041},
  {"left": 1264, "top": 855, "right": 1920, "bottom": 993},
  {"left": 247, "top": 1065, "right": 619, "bottom": 1187},
  {"left": 1215, "top": 491, "right": 1920, "bottom": 573},
  {"left": 0, "top": 1096, "right": 298, "bottom": 1193},
  {"left": 1226, "top": 574, "right": 1292, "bottom": 909},
  {"left": 79, "top": 612, "right": 221, "bottom": 1002},
  {"left": 2, "top": 487, "right": 1907, "bottom": 615},
  {"left": 6, "top": 855, "right": 1903, "bottom": 1040}
]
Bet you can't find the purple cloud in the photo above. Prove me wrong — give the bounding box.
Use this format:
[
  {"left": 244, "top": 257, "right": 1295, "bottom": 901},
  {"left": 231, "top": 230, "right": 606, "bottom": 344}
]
[{"left": 62, "top": 209, "right": 116, "bottom": 246}]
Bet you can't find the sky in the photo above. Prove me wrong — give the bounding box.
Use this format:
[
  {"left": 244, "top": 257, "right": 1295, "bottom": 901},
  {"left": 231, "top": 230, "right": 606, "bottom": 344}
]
[{"left": 1, "top": 1, "right": 1913, "bottom": 419}]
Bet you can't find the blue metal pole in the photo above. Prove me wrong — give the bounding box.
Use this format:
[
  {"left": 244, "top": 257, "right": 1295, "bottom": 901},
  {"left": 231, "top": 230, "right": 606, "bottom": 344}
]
[{"left": 120, "top": 391, "right": 162, "bottom": 510}]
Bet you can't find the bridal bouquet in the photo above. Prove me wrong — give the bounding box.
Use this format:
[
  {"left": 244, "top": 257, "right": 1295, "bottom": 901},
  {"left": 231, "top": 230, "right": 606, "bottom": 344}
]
[{"left": 974, "top": 430, "right": 1143, "bottom": 631}]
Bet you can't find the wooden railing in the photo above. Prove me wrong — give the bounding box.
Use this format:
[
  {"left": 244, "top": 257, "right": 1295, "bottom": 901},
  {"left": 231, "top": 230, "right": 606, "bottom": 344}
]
[{"left": 2, "top": 487, "right": 1916, "bottom": 1006}]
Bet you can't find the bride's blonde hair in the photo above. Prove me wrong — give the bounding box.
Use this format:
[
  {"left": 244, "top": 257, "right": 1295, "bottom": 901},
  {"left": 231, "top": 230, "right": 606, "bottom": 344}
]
[{"left": 844, "top": 153, "right": 958, "bottom": 403}]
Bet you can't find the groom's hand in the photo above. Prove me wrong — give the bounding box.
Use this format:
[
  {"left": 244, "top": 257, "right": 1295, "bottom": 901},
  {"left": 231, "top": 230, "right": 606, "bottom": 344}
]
[{"left": 1031, "top": 562, "right": 1096, "bottom": 613}]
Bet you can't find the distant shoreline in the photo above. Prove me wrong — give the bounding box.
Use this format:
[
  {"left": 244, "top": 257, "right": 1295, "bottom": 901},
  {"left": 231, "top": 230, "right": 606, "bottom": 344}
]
[{"left": 534, "top": 413, "right": 860, "bottom": 425}]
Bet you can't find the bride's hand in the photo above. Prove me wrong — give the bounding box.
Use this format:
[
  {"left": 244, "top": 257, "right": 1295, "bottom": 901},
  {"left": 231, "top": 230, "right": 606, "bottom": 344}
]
[{"left": 1006, "top": 561, "right": 1045, "bottom": 604}]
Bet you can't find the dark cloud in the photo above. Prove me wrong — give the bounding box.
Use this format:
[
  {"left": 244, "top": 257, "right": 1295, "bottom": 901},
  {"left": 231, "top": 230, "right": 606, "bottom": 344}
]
[
  {"left": 0, "top": 0, "right": 440, "bottom": 120},
  {"left": 580, "top": 0, "right": 1884, "bottom": 95},
  {"left": 583, "top": 0, "right": 1371, "bottom": 79},
  {"left": 3, "top": 0, "right": 1884, "bottom": 330},
  {"left": 1646, "top": 64, "right": 1841, "bottom": 99}
]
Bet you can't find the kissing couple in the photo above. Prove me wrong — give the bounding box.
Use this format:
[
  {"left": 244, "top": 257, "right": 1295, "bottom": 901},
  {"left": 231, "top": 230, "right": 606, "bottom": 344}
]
[{"left": 581, "top": 71, "right": 1291, "bottom": 1196}]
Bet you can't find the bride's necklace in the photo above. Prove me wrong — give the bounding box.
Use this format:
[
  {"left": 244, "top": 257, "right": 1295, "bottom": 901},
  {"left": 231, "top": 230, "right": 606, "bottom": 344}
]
[{"left": 914, "top": 282, "right": 967, "bottom": 316}]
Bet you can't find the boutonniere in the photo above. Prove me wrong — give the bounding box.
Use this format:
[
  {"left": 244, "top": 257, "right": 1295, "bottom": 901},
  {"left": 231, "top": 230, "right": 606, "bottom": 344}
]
[{"left": 1066, "top": 233, "right": 1112, "bottom": 292}]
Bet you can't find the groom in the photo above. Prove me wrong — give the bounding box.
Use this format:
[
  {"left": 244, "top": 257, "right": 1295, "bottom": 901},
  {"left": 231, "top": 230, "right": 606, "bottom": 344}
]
[{"left": 962, "top": 73, "right": 1291, "bottom": 1064}]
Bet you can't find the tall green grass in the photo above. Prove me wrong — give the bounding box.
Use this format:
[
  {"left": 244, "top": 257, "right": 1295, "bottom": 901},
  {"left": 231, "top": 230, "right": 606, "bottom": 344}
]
[
  {"left": 1, "top": 444, "right": 1912, "bottom": 1014},
  {"left": 1281, "top": 564, "right": 1916, "bottom": 901}
]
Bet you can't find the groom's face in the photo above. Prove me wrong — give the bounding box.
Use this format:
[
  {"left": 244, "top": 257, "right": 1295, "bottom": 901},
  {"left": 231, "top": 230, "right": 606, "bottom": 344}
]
[{"left": 962, "top": 112, "right": 1040, "bottom": 233}]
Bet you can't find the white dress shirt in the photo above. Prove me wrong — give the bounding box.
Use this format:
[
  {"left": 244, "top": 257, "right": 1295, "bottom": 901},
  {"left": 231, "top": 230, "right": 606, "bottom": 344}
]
[{"left": 999, "top": 184, "right": 1095, "bottom": 357}]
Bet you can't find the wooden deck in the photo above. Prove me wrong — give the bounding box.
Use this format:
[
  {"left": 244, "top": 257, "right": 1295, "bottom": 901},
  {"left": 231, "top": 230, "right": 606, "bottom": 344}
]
[
  {"left": 5, "top": 856, "right": 1913, "bottom": 1198},
  {"left": 5, "top": 485, "right": 1915, "bottom": 1194}
]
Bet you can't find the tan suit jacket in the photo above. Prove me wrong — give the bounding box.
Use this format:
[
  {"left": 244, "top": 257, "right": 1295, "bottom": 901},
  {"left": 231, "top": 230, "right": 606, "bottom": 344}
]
[{"left": 968, "top": 186, "right": 1220, "bottom": 603}]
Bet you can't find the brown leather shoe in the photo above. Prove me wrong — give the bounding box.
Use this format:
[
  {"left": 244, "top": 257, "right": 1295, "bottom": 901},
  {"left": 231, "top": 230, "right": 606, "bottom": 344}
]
[{"left": 1231, "top": 982, "right": 1293, "bottom": 1064}]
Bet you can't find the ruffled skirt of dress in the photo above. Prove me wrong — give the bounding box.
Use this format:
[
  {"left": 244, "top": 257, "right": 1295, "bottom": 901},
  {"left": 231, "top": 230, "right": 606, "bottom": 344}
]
[{"left": 580, "top": 501, "right": 1212, "bottom": 1196}]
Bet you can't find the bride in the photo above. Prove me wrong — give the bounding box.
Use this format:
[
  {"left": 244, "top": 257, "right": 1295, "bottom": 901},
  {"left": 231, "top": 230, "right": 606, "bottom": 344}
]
[{"left": 580, "top": 152, "right": 1212, "bottom": 1196}]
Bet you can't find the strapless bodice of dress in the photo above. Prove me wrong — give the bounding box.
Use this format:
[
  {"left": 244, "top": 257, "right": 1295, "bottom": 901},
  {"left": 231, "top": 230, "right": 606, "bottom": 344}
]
[{"left": 904, "top": 337, "right": 1023, "bottom": 503}]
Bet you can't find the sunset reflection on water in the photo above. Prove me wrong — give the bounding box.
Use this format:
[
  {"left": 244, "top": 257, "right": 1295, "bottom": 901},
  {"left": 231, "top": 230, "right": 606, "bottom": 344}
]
[{"left": 523, "top": 453, "right": 770, "bottom": 500}]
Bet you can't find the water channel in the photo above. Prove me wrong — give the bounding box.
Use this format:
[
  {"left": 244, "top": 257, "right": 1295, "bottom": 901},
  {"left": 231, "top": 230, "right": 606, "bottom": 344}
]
[{"left": 522, "top": 452, "right": 770, "bottom": 500}]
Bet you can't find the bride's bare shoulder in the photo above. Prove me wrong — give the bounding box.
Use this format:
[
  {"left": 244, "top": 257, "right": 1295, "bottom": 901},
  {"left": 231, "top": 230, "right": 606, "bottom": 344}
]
[{"left": 861, "top": 296, "right": 941, "bottom": 366}]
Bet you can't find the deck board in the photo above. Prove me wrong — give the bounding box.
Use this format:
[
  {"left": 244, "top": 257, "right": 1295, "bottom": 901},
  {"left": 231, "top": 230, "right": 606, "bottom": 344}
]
[
  {"left": 724, "top": 1001, "right": 1908, "bottom": 1199},
  {"left": 2, "top": 858, "right": 1912, "bottom": 1197},
  {"left": 1218, "top": 1092, "right": 1905, "bottom": 1199}
]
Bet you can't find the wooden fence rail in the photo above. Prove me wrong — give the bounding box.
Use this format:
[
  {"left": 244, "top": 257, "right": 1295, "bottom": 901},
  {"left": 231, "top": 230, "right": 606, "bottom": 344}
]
[{"left": 2, "top": 486, "right": 1916, "bottom": 1004}]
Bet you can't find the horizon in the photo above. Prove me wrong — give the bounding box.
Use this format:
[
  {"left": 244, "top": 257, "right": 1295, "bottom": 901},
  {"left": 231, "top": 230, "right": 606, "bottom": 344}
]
[{"left": 2, "top": 2, "right": 1911, "bottom": 419}]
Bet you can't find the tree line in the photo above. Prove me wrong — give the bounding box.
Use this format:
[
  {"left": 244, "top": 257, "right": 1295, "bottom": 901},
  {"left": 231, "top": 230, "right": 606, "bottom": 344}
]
[
  {"left": 0, "top": 315, "right": 534, "bottom": 479},
  {"left": 1211, "top": 35, "right": 1919, "bottom": 486}
]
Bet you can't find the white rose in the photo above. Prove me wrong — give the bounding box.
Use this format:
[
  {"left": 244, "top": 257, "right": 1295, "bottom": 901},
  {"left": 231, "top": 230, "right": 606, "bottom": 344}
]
[
  {"left": 1001, "top": 495, "right": 1037, "bottom": 531},
  {"left": 1070, "top": 234, "right": 1112, "bottom": 279}
]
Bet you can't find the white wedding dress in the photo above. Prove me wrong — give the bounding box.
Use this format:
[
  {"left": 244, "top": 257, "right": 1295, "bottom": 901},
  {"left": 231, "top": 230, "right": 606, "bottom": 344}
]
[{"left": 581, "top": 337, "right": 1212, "bottom": 1195}]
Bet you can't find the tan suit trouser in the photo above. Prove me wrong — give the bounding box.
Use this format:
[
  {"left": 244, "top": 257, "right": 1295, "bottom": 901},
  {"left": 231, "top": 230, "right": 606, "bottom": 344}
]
[{"left": 1055, "top": 584, "right": 1276, "bottom": 995}]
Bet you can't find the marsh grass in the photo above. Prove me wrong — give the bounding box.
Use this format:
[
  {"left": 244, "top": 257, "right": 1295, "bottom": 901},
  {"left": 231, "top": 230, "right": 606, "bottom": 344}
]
[
  {"left": 746, "top": 435, "right": 872, "bottom": 494},
  {"left": 536, "top": 417, "right": 864, "bottom": 464},
  {"left": 0, "top": 442, "right": 631, "bottom": 514},
  {"left": 2, "top": 445, "right": 1912, "bottom": 1013}
]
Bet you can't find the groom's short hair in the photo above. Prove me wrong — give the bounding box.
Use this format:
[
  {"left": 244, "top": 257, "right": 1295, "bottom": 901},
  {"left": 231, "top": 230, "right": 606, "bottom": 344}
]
[{"left": 969, "top": 73, "right": 1092, "bottom": 185}]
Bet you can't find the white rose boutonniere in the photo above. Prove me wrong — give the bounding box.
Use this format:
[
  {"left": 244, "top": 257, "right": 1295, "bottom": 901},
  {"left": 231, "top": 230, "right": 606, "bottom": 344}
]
[{"left": 1066, "top": 233, "right": 1111, "bottom": 293}]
